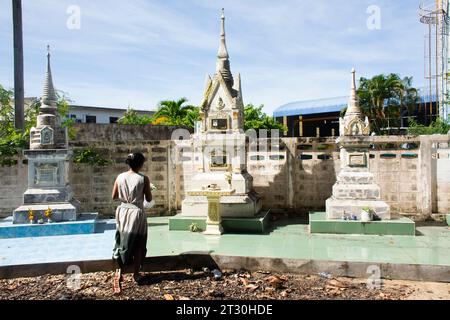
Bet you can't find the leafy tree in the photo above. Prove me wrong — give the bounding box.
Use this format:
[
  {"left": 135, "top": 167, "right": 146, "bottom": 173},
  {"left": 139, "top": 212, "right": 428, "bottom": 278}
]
[
  {"left": 118, "top": 99, "right": 284, "bottom": 132},
  {"left": 0, "top": 85, "right": 32, "bottom": 164},
  {"left": 0, "top": 85, "right": 15, "bottom": 139},
  {"left": 152, "top": 98, "right": 196, "bottom": 126},
  {"left": 26, "top": 91, "right": 76, "bottom": 139},
  {"left": 407, "top": 118, "right": 450, "bottom": 135},
  {"left": 118, "top": 108, "right": 153, "bottom": 125},
  {"left": 151, "top": 115, "right": 169, "bottom": 125},
  {"left": 244, "top": 104, "right": 286, "bottom": 131},
  {"left": 181, "top": 107, "right": 200, "bottom": 128},
  {"left": 355, "top": 74, "right": 419, "bottom": 135},
  {"left": 0, "top": 84, "right": 74, "bottom": 149}
]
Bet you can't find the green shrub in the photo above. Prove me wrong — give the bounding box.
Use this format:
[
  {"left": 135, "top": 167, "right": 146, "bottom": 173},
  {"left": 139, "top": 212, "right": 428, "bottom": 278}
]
[
  {"left": 0, "top": 133, "right": 28, "bottom": 167},
  {"left": 407, "top": 118, "right": 450, "bottom": 135}
]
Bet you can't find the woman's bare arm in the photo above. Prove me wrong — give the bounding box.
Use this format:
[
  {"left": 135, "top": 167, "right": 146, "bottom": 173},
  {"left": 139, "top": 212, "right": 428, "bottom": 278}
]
[
  {"left": 112, "top": 179, "right": 119, "bottom": 200},
  {"left": 144, "top": 176, "right": 152, "bottom": 203}
]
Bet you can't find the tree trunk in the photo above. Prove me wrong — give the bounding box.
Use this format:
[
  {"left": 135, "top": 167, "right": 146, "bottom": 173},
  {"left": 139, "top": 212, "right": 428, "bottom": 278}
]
[{"left": 12, "top": 0, "right": 24, "bottom": 131}]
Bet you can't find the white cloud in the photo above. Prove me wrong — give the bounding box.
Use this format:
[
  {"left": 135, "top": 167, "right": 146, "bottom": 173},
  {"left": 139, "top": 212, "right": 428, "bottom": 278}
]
[{"left": 0, "top": 0, "right": 427, "bottom": 116}]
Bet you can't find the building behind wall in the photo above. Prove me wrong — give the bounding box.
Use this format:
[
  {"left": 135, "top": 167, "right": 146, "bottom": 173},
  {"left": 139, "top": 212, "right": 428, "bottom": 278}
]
[
  {"left": 67, "top": 105, "right": 154, "bottom": 124},
  {"left": 20, "top": 98, "right": 155, "bottom": 124},
  {"left": 274, "top": 96, "right": 344, "bottom": 138},
  {"left": 274, "top": 88, "right": 438, "bottom": 138}
]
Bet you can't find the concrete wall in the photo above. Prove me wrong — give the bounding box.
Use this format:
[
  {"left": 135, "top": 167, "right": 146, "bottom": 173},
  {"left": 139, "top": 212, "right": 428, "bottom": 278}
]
[
  {"left": 244, "top": 136, "right": 425, "bottom": 217},
  {"left": 0, "top": 124, "right": 448, "bottom": 221},
  {"left": 69, "top": 124, "right": 188, "bottom": 217},
  {"left": 432, "top": 138, "right": 450, "bottom": 215},
  {"left": 0, "top": 161, "right": 28, "bottom": 218}
]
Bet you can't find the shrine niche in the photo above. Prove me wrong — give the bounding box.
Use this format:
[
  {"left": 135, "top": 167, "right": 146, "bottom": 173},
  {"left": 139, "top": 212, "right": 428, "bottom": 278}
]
[{"left": 40, "top": 126, "right": 54, "bottom": 145}]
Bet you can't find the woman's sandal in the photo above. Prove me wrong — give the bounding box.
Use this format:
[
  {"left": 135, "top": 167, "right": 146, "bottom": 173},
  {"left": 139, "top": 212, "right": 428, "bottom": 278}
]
[{"left": 113, "top": 268, "right": 122, "bottom": 294}]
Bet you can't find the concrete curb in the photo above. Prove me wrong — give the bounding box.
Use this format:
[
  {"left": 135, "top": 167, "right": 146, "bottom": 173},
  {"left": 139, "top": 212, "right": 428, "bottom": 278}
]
[
  {"left": 210, "top": 255, "right": 450, "bottom": 283},
  {"left": 1, "top": 254, "right": 449, "bottom": 283}
]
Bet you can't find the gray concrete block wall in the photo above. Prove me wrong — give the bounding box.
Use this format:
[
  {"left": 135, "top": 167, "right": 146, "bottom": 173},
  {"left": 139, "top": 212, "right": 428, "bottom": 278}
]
[
  {"left": 247, "top": 150, "right": 289, "bottom": 211},
  {"left": 435, "top": 142, "right": 450, "bottom": 214},
  {"left": 371, "top": 151, "right": 419, "bottom": 215},
  {"left": 0, "top": 124, "right": 448, "bottom": 220},
  {"left": 69, "top": 125, "right": 177, "bottom": 216},
  {"left": 0, "top": 160, "right": 27, "bottom": 217}
]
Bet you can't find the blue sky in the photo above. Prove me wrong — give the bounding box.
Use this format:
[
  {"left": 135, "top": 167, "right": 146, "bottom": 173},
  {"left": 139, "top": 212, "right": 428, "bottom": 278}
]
[{"left": 0, "top": 0, "right": 424, "bottom": 114}]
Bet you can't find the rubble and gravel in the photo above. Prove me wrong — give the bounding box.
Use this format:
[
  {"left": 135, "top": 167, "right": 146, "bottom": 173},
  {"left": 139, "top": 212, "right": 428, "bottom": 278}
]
[{"left": 0, "top": 268, "right": 428, "bottom": 300}]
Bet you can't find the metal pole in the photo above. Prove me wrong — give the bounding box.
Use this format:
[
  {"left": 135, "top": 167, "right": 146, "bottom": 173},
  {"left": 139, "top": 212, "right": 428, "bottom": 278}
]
[
  {"left": 429, "top": 24, "right": 433, "bottom": 124},
  {"left": 12, "top": 0, "right": 24, "bottom": 131},
  {"left": 436, "top": 1, "right": 440, "bottom": 120}
]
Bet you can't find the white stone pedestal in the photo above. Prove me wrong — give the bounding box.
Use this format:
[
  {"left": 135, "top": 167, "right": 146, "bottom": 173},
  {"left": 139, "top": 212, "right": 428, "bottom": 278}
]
[
  {"left": 204, "top": 223, "right": 224, "bottom": 236},
  {"left": 326, "top": 136, "right": 390, "bottom": 221},
  {"left": 13, "top": 149, "right": 79, "bottom": 224}
]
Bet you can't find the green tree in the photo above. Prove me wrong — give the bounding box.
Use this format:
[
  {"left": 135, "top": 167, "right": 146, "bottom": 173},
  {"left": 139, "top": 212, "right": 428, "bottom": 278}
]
[
  {"left": 118, "top": 108, "right": 153, "bottom": 125},
  {"left": 0, "top": 84, "right": 74, "bottom": 147},
  {"left": 182, "top": 107, "right": 200, "bottom": 128},
  {"left": 0, "top": 85, "right": 32, "bottom": 164},
  {"left": 119, "top": 98, "right": 284, "bottom": 132},
  {"left": 356, "top": 74, "right": 419, "bottom": 134},
  {"left": 152, "top": 98, "right": 196, "bottom": 126},
  {"left": 0, "top": 85, "right": 15, "bottom": 139},
  {"left": 407, "top": 118, "right": 450, "bottom": 135},
  {"left": 244, "top": 104, "right": 286, "bottom": 131},
  {"left": 27, "top": 91, "right": 76, "bottom": 139}
]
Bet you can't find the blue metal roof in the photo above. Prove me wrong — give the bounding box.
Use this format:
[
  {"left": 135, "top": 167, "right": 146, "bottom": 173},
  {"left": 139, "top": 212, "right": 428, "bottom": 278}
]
[
  {"left": 273, "top": 88, "right": 437, "bottom": 118},
  {"left": 273, "top": 96, "right": 348, "bottom": 117}
]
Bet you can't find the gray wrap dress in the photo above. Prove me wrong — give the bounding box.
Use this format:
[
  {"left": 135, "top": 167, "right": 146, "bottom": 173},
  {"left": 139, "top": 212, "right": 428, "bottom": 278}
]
[{"left": 112, "top": 172, "right": 148, "bottom": 266}]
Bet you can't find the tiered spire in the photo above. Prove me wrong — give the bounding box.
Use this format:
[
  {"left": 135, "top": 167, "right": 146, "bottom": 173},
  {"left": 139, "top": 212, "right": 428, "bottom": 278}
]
[
  {"left": 216, "top": 8, "right": 233, "bottom": 86},
  {"left": 41, "top": 45, "right": 57, "bottom": 109},
  {"left": 340, "top": 68, "right": 370, "bottom": 136},
  {"left": 345, "top": 68, "right": 362, "bottom": 117}
]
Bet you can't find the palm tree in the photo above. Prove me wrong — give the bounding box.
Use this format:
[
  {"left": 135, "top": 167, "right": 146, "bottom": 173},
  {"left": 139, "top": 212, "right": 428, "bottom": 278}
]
[
  {"left": 243, "top": 104, "right": 285, "bottom": 131},
  {"left": 182, "top": 107, "right": 200, "bottom": 128},
  {"left": 152, "top": 98, "right": 196, "bottom": 126},
  {"left": 398, "top": 76, "right": 419, "bottom": 127},
  {"left": 357, "top": 73, "right": 418, "bottom": 134}
]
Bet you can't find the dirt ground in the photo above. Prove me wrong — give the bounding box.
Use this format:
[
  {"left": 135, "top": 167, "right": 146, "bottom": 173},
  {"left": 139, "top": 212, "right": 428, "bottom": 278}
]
[{"left": 1, "top": 269, "right": 449, "bottom": 300}]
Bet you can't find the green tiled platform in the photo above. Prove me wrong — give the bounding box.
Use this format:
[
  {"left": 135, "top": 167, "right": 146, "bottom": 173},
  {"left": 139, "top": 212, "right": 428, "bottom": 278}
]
[
  {"left": 309, "top": 212, "right": 416, "bottom": 236},
  {"left": 2, "top": 216, "right": 450, "bottom": 281},
  {"left": 169, "top": 210, "right": 270, "bottom": 233}
]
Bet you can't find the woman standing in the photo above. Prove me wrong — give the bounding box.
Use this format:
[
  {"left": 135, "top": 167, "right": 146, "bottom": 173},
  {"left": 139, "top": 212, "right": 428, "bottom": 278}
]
[{"left": 112, "top": 152, "right": 152, "bottom": 294}]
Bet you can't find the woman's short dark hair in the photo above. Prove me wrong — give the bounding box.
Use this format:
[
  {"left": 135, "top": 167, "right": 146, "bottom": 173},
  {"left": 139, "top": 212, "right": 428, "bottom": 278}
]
[{"left": 126, "top": 153, "right": 146, "bottom": 170}]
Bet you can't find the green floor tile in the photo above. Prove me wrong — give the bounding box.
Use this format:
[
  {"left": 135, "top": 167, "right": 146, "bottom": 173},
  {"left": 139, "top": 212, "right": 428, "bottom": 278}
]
[
  {"left": 143, "top": 216, "right": 450, "bottom": 267},
  {"left": 309, "top": 212, "right": 416, "bottom": 236}
]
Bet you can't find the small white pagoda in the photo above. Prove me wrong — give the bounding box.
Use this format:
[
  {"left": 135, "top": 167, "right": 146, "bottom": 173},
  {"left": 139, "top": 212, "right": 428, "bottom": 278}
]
[
  {"left": 325, "top": 69, "right": 390, "bottom": 220},
  {"left": 13, "top": 47, "right": 80, "bottom": 224}
]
